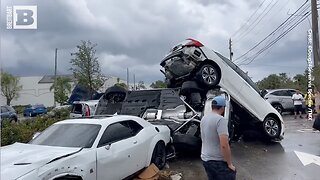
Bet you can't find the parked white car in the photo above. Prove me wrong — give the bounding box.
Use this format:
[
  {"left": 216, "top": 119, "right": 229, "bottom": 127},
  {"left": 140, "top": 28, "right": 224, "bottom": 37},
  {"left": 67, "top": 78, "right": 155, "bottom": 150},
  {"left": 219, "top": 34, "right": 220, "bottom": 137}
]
[
  {"left": 1, "top": 115, "right": 171, "bottom": 180},
  {"left": 263, "top": 89, "right": 306, "bottom": 114},
  {"left": 160, "top": 39, "right": 284, "bottom": 140},
  {"left": 70, "top": 100, "right": 99, "bottom": 118}
]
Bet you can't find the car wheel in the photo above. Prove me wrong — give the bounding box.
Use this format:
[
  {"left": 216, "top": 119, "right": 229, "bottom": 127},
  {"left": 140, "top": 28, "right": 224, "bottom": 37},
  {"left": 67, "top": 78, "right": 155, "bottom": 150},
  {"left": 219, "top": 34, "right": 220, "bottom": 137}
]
[
  {"left": 151, "top": 141, "right": 166, "bottom": 169},
  {"left": 173, "top": 134, "right": 201, "bottom": 153},
  {"left": 272, "top": 104, "right": 283, "bottom": 114},
  {"left": 10, "top": 117, "right": 18, "bottom": 123},
  {"left": 196, "top": 64, "right": 220, "bottom": 88},
  {"left": 262, "top": 117, "right": 281, "bottom": 139},
  {"left": 180, "top": 81, "right": 202, "bottom": 95}
]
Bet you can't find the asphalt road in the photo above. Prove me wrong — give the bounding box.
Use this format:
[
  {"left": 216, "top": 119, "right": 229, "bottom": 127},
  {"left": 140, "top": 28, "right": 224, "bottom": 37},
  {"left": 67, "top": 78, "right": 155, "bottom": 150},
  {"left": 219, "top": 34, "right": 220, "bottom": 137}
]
[{"left": 165, "top": 115, "right": 320, "bottom": 180}]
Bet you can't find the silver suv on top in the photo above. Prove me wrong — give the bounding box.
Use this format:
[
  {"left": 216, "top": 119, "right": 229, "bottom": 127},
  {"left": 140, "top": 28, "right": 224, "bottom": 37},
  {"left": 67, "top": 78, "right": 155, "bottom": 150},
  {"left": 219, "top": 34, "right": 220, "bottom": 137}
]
[{"left": 263, "top": 89, "right": 306, "bottom": 114}]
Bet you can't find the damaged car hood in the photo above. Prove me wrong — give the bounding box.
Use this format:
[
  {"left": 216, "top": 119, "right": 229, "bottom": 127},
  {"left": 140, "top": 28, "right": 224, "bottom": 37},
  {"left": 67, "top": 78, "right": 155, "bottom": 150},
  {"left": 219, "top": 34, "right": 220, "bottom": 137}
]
[{"left": 1, "top": 143, "right": 82, "bottom": 179}]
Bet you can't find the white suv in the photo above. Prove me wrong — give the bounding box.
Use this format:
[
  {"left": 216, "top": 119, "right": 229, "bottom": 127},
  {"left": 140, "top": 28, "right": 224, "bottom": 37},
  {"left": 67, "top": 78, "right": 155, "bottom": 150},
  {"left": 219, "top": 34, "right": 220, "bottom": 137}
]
[
  {"left": 70, "top": 100, "right": 99, "bottom": 118},
  {"left": 160, "top": 39, "right": 284, "bottom": 140}
]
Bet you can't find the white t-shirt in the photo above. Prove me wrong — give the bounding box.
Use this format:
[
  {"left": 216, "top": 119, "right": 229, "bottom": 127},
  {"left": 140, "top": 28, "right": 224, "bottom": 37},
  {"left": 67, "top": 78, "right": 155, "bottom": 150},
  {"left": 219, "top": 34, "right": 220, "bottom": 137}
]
[{"left": 292, "top": 93, "right": 304, "bottom": 105}]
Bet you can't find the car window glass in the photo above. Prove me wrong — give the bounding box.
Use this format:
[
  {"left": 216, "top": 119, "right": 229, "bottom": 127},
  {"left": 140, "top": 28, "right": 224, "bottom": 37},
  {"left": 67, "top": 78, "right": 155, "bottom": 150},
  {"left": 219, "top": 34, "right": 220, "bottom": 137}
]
[
  {"left": 98, "top": 120, "right": 143, "bottom": 147},
  {"left": 284, "top": 91, "right": 293, "bottom": 96},
  {"left": 6, "top": 106, "right": 15, "bottom": 112},
  {"left": 1, "top": 107, "right": 8, "bottom": 113},
  {"left": 271, "top": 91, "right": 286, "bottom": 96},
  {"left": 30, "top": 124, "right": 101, "bottom": 148},
  {"left": 72, "top": 104, "right": 83, "bottom": 114},
  {"left": 289, "top": 90, "right": 296, "bottom": 95},
  {"left": 127, "top": 120, "right": 143, "bottom": 136}
]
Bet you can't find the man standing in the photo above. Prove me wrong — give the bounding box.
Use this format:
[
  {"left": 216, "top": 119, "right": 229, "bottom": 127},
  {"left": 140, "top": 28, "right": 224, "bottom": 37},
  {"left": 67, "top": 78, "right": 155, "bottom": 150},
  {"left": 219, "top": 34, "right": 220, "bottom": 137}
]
[
  {"left": 292, "top": 89, "right": 304, "bottom": 119},
  {"left": 200, "top": 96, "right": 236, "bottom": 180}
]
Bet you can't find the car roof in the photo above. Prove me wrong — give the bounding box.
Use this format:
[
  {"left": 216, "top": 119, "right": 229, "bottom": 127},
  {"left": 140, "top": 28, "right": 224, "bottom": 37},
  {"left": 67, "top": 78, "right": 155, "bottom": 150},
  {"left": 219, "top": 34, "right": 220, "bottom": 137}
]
[
  {"left": 55, "top": 115, "right": 145, "bottom": 126},
  {"left": 267, "top": 89, "right": 296, "bottom": 92}
]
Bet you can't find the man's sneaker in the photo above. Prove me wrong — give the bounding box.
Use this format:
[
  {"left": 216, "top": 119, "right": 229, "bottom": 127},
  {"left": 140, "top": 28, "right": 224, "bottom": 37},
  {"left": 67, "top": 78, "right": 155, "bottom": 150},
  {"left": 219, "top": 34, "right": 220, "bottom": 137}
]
[{"left": 300, "top": 115, "right": 303, "bottom": 119}]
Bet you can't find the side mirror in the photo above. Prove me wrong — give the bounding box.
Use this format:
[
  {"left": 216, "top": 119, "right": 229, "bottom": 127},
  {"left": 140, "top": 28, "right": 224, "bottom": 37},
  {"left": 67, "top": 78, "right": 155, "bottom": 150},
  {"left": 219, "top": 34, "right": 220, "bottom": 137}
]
[{"left": 32, "top": 132, "right": 41, "bottom": 140}]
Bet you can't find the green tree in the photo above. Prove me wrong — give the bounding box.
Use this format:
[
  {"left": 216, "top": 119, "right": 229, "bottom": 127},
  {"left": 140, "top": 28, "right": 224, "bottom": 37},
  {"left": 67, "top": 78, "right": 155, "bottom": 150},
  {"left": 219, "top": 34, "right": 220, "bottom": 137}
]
[
  {"left": 313, "top": 65, "right": 320, "bottom": 91},
  {"left": 293, "top": 73, "right": 307, "bottom": 91},
  {"left": 256, "top": 74, "right": 282, "bottom": 89},
  {"left": 50, "top": 77, "right": 72, "bottom": 105},
  {"left": 278, "top": 73, "right": 294, "bottom": 88},
  {"left": 0, "top": 72, "right": 22, "bottom": 105},
  {"left": 150, "top": 80, "right": 167, "bottom": 89},
  {"left": 136, "top": 81, "right": 146, "bottom": 90},
  {"left": 114, "top": 77, "right": 128, "bottom": 90},
  {"left": 70, "top": 40, "right": 105, "bottom": 98}
]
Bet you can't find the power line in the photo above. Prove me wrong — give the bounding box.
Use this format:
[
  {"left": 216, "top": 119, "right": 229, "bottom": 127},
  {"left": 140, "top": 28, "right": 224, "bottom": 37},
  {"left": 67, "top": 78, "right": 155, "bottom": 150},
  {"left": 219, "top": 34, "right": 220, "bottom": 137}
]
[
  {"left": 231, "top": 0, "right": 267, "bottom": 38},
  {"left": 233, "top": 0, "right": 309, "bottom": 63},
  {"left": 233, "top": 0, "right": 274, "bottom": 41},
  {"left": 234, "top": 0, "right": 280, "bottom": 43},
  {"left": 238, "top": 7, "right": 311, "bottom": 65},
  {"left": 238, "top": 11, "right": 311, "bottom": 66},
  {"left": 234, "top": 0, "right": 310, "bottom": 63}
]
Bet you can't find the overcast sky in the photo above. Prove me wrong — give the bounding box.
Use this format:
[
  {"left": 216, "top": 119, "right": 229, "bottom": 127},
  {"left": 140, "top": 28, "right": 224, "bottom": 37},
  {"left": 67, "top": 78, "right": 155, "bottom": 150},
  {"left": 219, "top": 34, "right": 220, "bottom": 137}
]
[{"left": 0, "top": 0, "right": 317, "bottom": 84}]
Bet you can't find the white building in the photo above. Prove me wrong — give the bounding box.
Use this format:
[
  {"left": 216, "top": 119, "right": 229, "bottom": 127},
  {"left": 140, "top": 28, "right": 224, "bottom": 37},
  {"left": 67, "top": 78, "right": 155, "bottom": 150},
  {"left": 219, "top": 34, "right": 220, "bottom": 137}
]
[{"left": 0, "top": 75, "right": 126, "bottom": 107}]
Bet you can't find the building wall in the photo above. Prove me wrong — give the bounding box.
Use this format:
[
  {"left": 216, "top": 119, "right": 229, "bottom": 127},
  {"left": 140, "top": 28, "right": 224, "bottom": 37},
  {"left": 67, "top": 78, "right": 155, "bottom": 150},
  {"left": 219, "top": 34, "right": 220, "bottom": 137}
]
[
  {"left": 0, "top": 76, "right": 127, "bottom": 107},
  {"left": 11, "top": 76, "right": 54, "bottom": 107}
]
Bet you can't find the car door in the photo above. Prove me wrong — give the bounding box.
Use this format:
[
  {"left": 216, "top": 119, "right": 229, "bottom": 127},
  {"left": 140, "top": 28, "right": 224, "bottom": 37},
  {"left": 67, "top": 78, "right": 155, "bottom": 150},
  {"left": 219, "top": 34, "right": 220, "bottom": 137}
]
[
  {"left": 281, "top": 90, "right": 295, "bottom": 110},
  {"left": 0, "top": 106, "right": 9, "bottom": 119},
  {"left": 96, "top": 121, "right": 145, "bottom": 180}
]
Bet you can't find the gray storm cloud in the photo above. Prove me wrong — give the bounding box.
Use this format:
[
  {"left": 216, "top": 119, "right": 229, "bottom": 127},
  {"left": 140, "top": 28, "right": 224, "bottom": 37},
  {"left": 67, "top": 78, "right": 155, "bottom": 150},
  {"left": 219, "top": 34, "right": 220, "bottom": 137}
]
[{"left": 0, "top": 0, "right": 314, "bottom": 83}]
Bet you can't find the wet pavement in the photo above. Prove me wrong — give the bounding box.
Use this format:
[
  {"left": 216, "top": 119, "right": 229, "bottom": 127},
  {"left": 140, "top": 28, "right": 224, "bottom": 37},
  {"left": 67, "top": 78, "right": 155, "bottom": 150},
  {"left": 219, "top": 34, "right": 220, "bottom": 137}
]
[{"left": 166, "top": 115, "right": 320, "bottom": 180}]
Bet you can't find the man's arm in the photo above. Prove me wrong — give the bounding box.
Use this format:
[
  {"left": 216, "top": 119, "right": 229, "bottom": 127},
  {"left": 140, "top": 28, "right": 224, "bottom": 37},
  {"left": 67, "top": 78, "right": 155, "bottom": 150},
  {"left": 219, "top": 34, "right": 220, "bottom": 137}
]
[
  {"left": 217, "top": 118, "right": 235, "bottom": 171},
  {"left": 219, "top": 134, "right": 233, "bottom": 166}
]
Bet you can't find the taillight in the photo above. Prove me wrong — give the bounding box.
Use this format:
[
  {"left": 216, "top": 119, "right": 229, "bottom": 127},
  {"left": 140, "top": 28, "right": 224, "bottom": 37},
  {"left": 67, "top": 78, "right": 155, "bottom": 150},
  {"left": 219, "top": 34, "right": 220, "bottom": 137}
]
[
  {"left": 85, "top": 106, "right": 90, "bottom": 117},
  {"left": 185, "top": 38, "right": 204, "bottom": 47}
]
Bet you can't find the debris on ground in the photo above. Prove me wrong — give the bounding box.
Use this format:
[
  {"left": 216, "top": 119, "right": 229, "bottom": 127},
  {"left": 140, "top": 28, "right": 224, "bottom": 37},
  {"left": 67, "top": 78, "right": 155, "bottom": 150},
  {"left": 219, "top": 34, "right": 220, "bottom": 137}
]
[
  {"left": 134, "top": 164, "right": 183, "bottom": 180},
  {"left": 170, "top": 173, "right": 182, "bottom": 180},
  {"left": 134, "top": 163, "right": 159, "bottom": 180}
]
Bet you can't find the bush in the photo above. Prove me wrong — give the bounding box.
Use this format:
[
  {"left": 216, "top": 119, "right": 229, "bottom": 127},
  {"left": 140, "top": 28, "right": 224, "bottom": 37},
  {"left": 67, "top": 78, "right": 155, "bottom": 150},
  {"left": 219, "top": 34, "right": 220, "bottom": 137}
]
[
  {"left": 12, "top": 105, "right": 28, "bottom": 115},
  {"left": 1, "top": 115, "right": 68, "bottom": 146}
]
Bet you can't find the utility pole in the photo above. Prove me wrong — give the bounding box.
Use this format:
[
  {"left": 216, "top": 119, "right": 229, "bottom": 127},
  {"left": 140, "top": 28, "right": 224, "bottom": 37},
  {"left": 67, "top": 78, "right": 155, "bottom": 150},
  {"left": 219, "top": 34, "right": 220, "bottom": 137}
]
[
  {"left": 311, "top": 0, "right": 320, "bottom": 66},
  {"left": 54, "top": 48, "right": 58, "bottom": 107},
  {"left": 127, "top": 68, "right": 129, "bottom": 90},
  {"left": 229, "top": 38, "right": 233, "bottom": 61},
  {"left": 133, "top": 74, "right": 136, "bottom": 90}
]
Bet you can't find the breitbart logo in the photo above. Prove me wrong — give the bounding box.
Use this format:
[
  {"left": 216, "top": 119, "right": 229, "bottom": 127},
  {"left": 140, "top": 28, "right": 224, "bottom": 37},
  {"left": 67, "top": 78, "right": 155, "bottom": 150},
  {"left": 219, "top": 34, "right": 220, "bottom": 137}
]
[{"left": 6, "top": 5, "right": 37, "bottom": 29}]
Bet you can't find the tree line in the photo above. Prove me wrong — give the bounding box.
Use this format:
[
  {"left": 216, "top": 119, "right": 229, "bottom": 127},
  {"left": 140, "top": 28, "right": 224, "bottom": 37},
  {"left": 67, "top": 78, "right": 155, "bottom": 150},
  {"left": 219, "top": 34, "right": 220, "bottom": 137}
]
[{"left": 256, "top": 66, "right": 320, "bottom": 93}]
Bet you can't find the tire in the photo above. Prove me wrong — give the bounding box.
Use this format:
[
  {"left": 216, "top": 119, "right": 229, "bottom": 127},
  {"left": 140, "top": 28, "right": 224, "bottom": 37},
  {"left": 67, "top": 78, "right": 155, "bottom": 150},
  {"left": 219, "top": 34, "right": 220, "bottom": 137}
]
[
  {"left": 228, "top": 119, "right": 236, "bottom": 141},
  {"left": 262, "top": 117, "right": 281, "bottom": 139},
  {"left": 180, "top": 81, "right": 202, "bottom": 95},
  {"left": 151, "top": 141, "right": 166, "bottom": 169},
  {"left": 166, "top": 78, "right": 179, "bottom": 88},
  {"left": 196, "top": 64, "right": 220, "bottom": 89},
  {"left": 173, "top": 134, "right": 201, "bottom": 153},
  {"left": 10, "top": 117, "right": 18, "bottom": 123},
  {"left": 272, "top": 104, "right": 283, "bottom": 114},
  {"left": 104, "top": 86, "right": 127, "bottom": 102}
]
